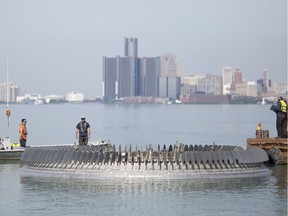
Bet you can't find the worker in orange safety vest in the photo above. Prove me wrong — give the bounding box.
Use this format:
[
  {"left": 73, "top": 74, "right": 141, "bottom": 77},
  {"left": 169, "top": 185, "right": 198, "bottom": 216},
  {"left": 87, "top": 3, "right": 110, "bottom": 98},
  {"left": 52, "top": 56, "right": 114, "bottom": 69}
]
[{"left": 19, "top": 118, "right": 28, "bottom": 147}]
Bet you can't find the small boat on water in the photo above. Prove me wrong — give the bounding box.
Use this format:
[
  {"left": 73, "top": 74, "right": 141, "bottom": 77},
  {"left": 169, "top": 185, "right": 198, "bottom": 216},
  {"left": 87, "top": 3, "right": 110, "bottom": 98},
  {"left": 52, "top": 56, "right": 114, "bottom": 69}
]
[
  {"left": 0, "top": 137, "right": 25, "bottom": 160},
  {"left": 257, "top": 98, "right": 267, "bottom": 105},
  {"left": 0, "top": 60, "right": 25, "bottom": 160}
]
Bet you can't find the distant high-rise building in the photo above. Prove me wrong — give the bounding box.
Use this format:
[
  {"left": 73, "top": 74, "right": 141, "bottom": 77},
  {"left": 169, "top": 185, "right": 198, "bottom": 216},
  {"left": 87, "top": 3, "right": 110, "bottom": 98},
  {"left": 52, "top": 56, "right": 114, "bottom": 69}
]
[
  {"left": 102, "top": 56, "right": 138, "bottom": 99},
  {"left": 139, "top": 57, "right": 160, "bottom": 97},
  {"left": 235, "top": 81, "right": 257, "bottom": 97},
  {"left": 66, "top": 92, "right": 84, "bottom": 102},
  {"left": 256, "top": 69, "right": 271, "bottom": 95},
  {"left": 159, "top": 76, "right": 181, "bottom": 99},
  {"left": 102, "top": 57, "right": 118, "bottom": 98},
  {"left": 103, "top": 38, "right": 139, "bottom": 99},
  {"left": 205, "top": 74, "right": 222, "bottom": 95},
  {"left": 103, "top": 38, "right": 182, "bottom": 100},
  {"left": 124, "top": 38, "right": 138, "bottom": 57},
  {"left": 160, "top": 53, "right": 181, "bottom": 77},
  {"left": 234, "top": 68, "right": 243, "bottom": 84},
  {"left": 158, "top": 53, "right": 181, "bottom": 99},
  {"left": 182, "top": 74, "right": 206, "bottom": 95},
  {"left": 263, "top": 69, "right": 269, "bottom": 88},
  {"left": 0, "top": 82, "right": 20, "bottom": 102},
  {"left": 182, "top": 74, "right": 222, "bottom": 96},
  {"left": 222, "top": 66, "right": 233, "bottom": 95}
]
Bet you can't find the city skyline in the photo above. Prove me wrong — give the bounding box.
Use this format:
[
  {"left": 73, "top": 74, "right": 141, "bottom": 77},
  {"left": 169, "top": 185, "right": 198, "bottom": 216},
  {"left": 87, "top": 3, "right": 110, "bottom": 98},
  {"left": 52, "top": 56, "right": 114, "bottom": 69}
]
[
  {"left": 0, "top": 0, "right": 286, "bottom": 97},
  {"left": 2, "top": 66, "right": 285, "bottom": 100}
]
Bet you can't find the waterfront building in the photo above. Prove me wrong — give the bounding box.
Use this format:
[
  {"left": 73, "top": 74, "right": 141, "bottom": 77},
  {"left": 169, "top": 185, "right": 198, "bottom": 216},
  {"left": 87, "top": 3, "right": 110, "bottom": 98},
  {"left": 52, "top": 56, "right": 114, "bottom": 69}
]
[
  {"left": 66, "top": 92, "right": 84, "bottom": 103},
  {"left": 103, "top": 38, "right": 182, "bottom": 100},
  {"left": 158, "top": 53, "right": 181, "bottom": 99},
  {"left": 222, "top": 66, "right": 233, "bottom": 95},
  {"left": 262, "top": 69, "right": 270, "bottom": 91},
  {"left": 257, "top": 70, "right": 272, "bottom": 96},
  {"left": 235, "top": 81, "right": 257, "bottom": 97},
  {"left": 139, "top": 57, "right": 160, "bottom": 97},
  {"left": 205, "top": 74, "right": 222, "bottom": 95},
  {"left": 124, "top": 37, "right": 138, "bottom": 57},
  {"left": 102, "top": 57, "right": 118, "bottom": 99},
  {"left": 271, "top": 82, "right": 288, "bottom": 95},
  {"left": 16, "top": 94, "right": 42, "bottom": 104},
  {"left": 181, "top": 74, "right": 221, "bottom": 96},
  {"left": 0, "top": 82, "right": 20, "bottom": 103},
  {"left": 159, "top": 76, "right": 181, "bottom": 99},
  {"left": 160, "top": 53, "right": 181, "bottom": 77},
  {"left": 196, "top": 77, "right": 206, "bottom": 93},
  {"left": 182, "top": 74, "right": 206, "bottom": 96},
  {"left": 180, "top": 93, "right": 230, "bottom": 104},
  {"left": 234, "top": 68, "right": 243, "bottom": 84},
  {"left": 102, "top": 55, "right": 138, "bottom": 99},
  {"left": 43, "top": 95, "right": 66, "bottom": 103},
  {"left": 103, "top": 38, "right": 139, "bottom": 99}
]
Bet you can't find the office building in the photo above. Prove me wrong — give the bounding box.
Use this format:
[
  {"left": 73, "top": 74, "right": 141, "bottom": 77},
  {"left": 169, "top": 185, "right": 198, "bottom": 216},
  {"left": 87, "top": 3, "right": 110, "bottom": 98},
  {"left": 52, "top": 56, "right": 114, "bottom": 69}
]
[
  {"left": 234, "top": 68, "right": 243, "bottom": 84},
  {"left": 222, "top": 66, "right": 233, "bottom": 95},
  {"left": 102, "top": 55, "right": 138, "bottom": 99},
  {"left": 158, "top": 53, "right": 181, "bottom": 99},
  {"left": 205, "top": 74, "right": 222, "bottom": 95},
  {"left": 103, "top": 38, "right": 181, "bottom": 100},
  {"left": 139, "top": 57, "right": 160, "bottom": 97},
  {"left": 124, "top": 38, "right": 138, "bottom": 57},
  {"left": 0, "top": 82, "right": 20, "bottom": 102}
]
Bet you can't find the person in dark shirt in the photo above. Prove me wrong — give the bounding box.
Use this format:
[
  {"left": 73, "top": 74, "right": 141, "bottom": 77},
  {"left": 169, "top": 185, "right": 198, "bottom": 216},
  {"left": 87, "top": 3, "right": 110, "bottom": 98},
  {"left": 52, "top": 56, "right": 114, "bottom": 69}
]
[
  {"left": 270, "top": 96, "right": 287, "bottom": 138},
  {"left": 75, "top": 116, "right": 91, "bottom": 145}
]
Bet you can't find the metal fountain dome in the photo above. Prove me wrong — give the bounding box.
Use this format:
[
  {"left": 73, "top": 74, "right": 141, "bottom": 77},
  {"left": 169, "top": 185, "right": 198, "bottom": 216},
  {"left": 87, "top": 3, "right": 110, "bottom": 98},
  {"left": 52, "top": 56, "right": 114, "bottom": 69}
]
[{"left": 20, "top": 141, "right": 271, "bottom": 179}]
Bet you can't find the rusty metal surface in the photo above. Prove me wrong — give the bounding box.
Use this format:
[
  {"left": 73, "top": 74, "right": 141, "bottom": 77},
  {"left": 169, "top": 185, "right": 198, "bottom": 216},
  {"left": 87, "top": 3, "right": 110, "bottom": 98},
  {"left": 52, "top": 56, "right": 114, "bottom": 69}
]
[{"left": 247, "top": 138, "right": 288, "bottom": 164}]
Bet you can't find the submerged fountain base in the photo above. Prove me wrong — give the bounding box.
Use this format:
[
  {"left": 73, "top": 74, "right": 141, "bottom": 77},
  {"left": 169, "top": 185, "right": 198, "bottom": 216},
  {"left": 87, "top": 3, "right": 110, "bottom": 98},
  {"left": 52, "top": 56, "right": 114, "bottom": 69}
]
[{"left": 20, "top": 143, "right": 272, "bottom": 179}]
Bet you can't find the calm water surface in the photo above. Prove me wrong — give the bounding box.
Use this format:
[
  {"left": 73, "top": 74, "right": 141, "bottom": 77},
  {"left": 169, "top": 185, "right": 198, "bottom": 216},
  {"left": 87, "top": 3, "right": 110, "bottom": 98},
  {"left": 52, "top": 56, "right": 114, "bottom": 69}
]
[
  {"left": 0, "top": 104, "right": 287, "bottom": 216},
  {"left": 0, "top": 103, "right": 280, "bottom": 147}
]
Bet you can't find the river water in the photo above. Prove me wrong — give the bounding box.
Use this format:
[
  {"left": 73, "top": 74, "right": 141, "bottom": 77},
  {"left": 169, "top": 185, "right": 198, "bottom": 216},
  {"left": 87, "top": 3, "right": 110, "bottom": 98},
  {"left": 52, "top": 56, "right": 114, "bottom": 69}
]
[{"left": 0, "top": 104, "right": 287, "bottom": 215}]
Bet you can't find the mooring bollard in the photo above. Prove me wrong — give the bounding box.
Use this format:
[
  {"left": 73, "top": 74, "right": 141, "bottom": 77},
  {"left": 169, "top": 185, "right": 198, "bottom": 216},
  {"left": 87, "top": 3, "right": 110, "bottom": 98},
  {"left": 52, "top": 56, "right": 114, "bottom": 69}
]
[
  {"left": 262, "top": 130, "right": 269, "bottom": 139},
  {"left": 256, "top": 130, "right": 263, "bottom": 138}
]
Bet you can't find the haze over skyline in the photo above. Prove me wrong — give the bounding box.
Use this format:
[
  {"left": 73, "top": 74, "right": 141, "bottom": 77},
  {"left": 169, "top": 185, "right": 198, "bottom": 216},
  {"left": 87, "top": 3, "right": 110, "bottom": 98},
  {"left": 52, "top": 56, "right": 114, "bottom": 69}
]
[{"left": 0, "top": 0, "right": 287, "bottom": 97}]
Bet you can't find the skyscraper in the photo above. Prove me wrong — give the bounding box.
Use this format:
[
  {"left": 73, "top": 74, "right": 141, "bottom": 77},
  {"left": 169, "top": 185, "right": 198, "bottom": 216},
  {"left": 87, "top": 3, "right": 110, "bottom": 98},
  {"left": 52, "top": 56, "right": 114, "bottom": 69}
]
[
  {"left": 139, "top": 57, "right": 160, "bottom": 97},
  {"left": 102, "top": 57, "right": 117, "bottom": 98},
  {"left": 103, "top": 38, "right": 182, "bottom": 100},
  {"left": 124, "top": 38, "right": 138, "bottom": 57},
  {"left": 0, "top": 82, "right": 20, "bottom": 102},
  {"left": 234, "top": 68, "right": 243, "bottom": 84},
  {"left": 159, "top": 53, "right": 181, "bottom": 99},
  {"left": 102, "top": 56, "right": 138, "bottom": 99},
  {"left": 263, "top": 69, "right": 269, "bottom": 88},
  {"left": 160, "top": 53, "right": 181, "bottom": 77},
  {"left": 222, "top": 66, "right": 233, "bottom": 95}
]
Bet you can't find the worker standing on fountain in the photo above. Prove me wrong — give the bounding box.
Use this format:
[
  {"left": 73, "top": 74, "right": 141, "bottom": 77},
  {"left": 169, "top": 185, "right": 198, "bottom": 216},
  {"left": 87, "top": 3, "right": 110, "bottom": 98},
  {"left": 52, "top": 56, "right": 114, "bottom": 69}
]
[
  {"left": 75, "top": 116, "right": 91, "bottom": 145},
  {"left": 270, "top": 96, "right": 287, "bottom": 138},
  {"left": 19, "top": 118, "right": 28, "bottom": 147}
]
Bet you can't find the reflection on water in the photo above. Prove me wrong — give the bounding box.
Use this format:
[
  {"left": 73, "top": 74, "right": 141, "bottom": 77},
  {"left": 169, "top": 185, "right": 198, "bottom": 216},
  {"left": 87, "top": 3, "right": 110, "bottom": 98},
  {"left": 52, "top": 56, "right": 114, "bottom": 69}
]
[
  {"left": 0, "top": 161, "right": 287, "bottom": 216},
  {"left": 20, "top": 175, "right": 275, "bottom": 194},
  {"left": 17, "top": 167, "right": 287, "bottom": 216},
  {"left": 269, "top": 165, "right": 288, "bottom": 197}
]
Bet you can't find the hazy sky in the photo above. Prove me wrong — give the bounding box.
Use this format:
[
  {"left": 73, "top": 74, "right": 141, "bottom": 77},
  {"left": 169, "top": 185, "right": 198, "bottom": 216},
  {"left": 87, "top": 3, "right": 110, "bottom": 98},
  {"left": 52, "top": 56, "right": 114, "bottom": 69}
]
[{"left": 0, "top": 0, "right": 287, "bottom": 97}]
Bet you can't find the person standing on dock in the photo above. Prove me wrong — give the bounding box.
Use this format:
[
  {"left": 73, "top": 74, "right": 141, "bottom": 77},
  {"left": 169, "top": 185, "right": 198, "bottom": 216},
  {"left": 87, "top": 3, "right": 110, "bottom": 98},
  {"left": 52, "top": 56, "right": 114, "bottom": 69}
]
[
  {"left": 270, "top": 96, "right": 287, "bottom": 138},
  {"left": 19, "top": 118, "right": 28, "bottom": 147},
  {"left": 75, "top": 116, "right": 91, "bottom": 145}
]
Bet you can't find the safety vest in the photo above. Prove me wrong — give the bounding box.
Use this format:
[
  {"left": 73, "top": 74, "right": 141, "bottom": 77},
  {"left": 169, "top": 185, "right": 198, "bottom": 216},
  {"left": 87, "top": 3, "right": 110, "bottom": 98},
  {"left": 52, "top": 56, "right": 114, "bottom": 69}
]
[
  {"left": 19, "top": 124, "right": 27, "bottom": 140},
  {"left": 280, "top": 100, "right": 287, "bottom": 113}
]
